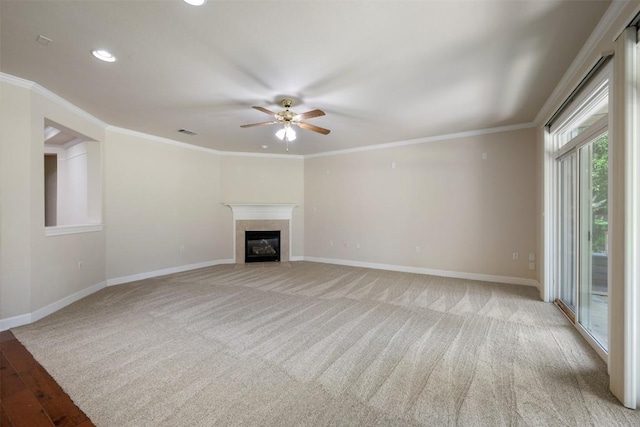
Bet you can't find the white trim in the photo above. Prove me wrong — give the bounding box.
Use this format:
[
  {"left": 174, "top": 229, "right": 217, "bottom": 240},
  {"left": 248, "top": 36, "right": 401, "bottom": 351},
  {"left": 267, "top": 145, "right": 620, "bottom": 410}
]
[
  {"left": 290, "top": 256, "right": 304, "bottom": 261},
  {"left": 624, "top": 25, "right": 639, "bottom": 408},
  {"left": 0, "top": 72, "right": 107, "bottom": 129},
  {"left": 302, "top": 257, "right": 539, "bottom": 288},
  {"left": 550, "top": 78, "right": 609, "bottom": 138},
  {"left": 534, "top": 0, "right": 634, "bottom": 126},
  {"left": 0, "top": 72, "right": 35, "bottom": 90},
  {"left": 218, "top": 150, "right": 304, "bottom": 160},
  {"left": 31, "top": 281, "right": 106, "bottom": 323},
  {"left": 0, "top": 74, "right": 301, "bottom": 159},
  {"left": 45, "top": 224, "right": 103, "bottom": 236},
  {"left": 2, "top": 72, "right": 537, "bottom": 159},
  {"left": 224, "top": 203, "right": 297, "bottom": 220},
  {"left": 304, "top": 123, "right": 535, "bottom": 159},
  {"left": 0, "top": 281, "right": 106, "bottom": 331},
  {"left": 542, "top": 128, "right": 555, "bottom": 302},
  {"left": 0, "top": 314, "right": 32, "bottom": 331},
  {"left": 106, "top": 126, "right": 221, "bottom": 155},
  {"left": 0, "top": 258, "right": 535, "bottom": 332},
  {"left": 554, "top": 115, "right": 609, "bottom": 160},
  {"left": 631, "top": 33, "right": 640, "bottom": 409},
  {"left": 576, "top": 322, "right": 609, "bottom": 363},
  {"left": 106, "top": 259, "right": 235, "bottom": 286},
  {"left": 106, "top": 126, "right": 303, "bottom": 159}
]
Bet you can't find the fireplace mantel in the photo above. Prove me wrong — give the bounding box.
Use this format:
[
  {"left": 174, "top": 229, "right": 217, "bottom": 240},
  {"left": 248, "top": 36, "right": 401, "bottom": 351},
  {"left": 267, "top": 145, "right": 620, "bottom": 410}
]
[
  {"left": 224, "top": 204, "right": 297, "bottom": 263},
  {"left": 224, "top": 204, "right": 297, "bottom": 221}
]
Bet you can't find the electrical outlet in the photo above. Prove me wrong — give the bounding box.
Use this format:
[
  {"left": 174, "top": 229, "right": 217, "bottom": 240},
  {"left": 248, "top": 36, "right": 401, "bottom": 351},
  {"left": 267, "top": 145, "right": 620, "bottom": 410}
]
[
  {"left": 512, "top": 252, "right": 519, "bottom": 260},
  {"left": 482, "top": 152, "right": 488, "bottom": 160},
  {"left": 77, "top": 261, "right": 82, "bottom": 270},
  {"left": 179, "top": 245, "right": 186, "bottom": 252},
  {"left": 529, "top": 262, "right": 536, "bottom": 270},
  {"left": 529, "top": 253, "right": 535, "bottom": 262},
  {"left": 391, "top": 162, "right": 396, "bottom": 169},
  {"left": 415, "top": 246, "right": 421, "bottom": 253},
  {"left": 356, "top": 243, "right": 361, "bottom": 249},
  {"left": 329, "top": 240, "right": 334, "bottom": 247}
]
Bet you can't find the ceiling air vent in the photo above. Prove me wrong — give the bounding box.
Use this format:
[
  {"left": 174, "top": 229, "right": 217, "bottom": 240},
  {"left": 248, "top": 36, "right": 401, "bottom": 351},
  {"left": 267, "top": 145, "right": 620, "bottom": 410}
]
[{"left": 178, "top": 128, "right": 197, "bottom": 136}]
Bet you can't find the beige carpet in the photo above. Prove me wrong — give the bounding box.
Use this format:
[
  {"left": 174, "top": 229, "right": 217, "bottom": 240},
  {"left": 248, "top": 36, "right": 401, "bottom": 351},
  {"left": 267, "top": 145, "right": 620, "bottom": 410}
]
[{"left": 12, "top": 262, "right": 639, "bottom": 426}]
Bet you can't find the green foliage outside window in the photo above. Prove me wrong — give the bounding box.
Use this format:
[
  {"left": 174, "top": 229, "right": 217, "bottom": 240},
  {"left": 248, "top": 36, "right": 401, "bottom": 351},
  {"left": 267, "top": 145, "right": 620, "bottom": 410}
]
[{"left": 591, "top": 134, "right": 608, "bottom": 254}]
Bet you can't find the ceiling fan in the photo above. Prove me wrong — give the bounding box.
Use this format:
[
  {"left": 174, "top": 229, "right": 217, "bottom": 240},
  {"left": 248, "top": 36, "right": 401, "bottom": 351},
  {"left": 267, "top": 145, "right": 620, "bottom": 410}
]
[{"left": 240, "top": 99, "right": 330, "bottom": 149}]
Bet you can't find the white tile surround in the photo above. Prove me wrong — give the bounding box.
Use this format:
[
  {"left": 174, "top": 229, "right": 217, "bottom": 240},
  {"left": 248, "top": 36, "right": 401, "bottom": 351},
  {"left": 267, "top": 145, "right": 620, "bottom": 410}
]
[{"left": 224, "top": 204, "right": 296, "bottom": 264}]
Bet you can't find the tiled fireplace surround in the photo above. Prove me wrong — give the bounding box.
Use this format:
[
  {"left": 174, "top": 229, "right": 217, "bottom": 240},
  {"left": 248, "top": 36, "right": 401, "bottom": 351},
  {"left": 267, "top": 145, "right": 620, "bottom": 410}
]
[{"left": 225, "top": 204, "right": 296, "bottom": 264}]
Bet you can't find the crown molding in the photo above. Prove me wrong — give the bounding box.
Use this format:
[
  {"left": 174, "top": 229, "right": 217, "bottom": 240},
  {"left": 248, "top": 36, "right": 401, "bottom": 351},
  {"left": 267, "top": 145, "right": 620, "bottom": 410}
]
[
  {"left": 106, "top": 125, "right": 220, "bottom": 155},
  {"left": 1, "top": 71, "right": 535, "bottom": 159},
  {"left": 218, "top": 150, "right": 304, "bottom": 159},
  {"left": 304, "top": 122, "right": 535, "bottom": 159},
  {"left": 0, "top": 72, "right": 35, "bottom": 90},
  {"left": 0, "top": 72, "right": 301, "bottom": 159},
  {"left": 534, "top": 0, "right": 640, "bottom": 127},
  {"left": 0, "top": 72, "right": 108, "bottom": 129},
  {"left": 106, "top": 125, "right": 304, "bottom": 159}
]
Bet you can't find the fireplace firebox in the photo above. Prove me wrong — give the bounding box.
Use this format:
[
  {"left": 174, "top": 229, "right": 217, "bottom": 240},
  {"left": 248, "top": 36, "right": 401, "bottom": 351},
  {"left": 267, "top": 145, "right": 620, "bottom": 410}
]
[{"left": 245, "top": 230, "right": 280, "bottom": 263}]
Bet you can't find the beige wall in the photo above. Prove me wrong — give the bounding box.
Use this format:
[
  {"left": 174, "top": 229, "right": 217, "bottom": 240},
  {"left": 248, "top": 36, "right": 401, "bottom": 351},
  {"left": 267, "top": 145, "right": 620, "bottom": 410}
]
[
  {"left": 305, "top": 128, "right": 537, "bottom": 280},
  {"left": 0, "top": 80, "right": 107, "bottom": 320},
  {"left": 105, "top": 140, "right": 306, "bottom": 279},
  {"left": 220, "top": 155, "right": 304, "bottom": 257},
  {"left": 30, "top": 87, "right": 106, "bottom": 313},
  {"left": 105, "top": 131, "right": 229, "bottom": 279},
  {"left": 0, "top": 83, "right": 33, "bottom": 319}
]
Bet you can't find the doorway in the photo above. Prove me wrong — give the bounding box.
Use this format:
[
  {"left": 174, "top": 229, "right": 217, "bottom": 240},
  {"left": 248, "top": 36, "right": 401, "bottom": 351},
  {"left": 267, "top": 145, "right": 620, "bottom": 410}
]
[{"left": 554, "top": 113, "right": 609, "bottom": 356}]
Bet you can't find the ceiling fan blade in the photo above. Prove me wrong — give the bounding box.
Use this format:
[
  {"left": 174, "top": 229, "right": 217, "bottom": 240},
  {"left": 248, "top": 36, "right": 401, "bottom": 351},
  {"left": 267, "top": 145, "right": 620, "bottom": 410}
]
[
  {"left": 295, "top": 109, "right": 325, "bottom": 120},
  {"left": 252, "top": 106, "right": 278, "bottom": 117},
  {"left": 240, "top": 121, "right": 278, "bottom": 128},
  {"left": 297, "top": 122, "right": 331, "bottom": 135}
]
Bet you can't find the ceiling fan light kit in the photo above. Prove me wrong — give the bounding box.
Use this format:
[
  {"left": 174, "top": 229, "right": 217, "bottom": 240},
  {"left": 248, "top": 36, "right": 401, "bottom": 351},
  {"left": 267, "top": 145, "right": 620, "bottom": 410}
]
[
  {"left": 275, "top": 124, "right": 296, "bottom": 142},
  {"left": 241, "top": 98, "right": 330, "bottom": 152}
]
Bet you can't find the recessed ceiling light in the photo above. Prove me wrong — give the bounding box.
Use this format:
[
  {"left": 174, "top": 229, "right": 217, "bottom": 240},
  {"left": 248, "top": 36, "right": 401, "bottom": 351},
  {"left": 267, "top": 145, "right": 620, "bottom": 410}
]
[
  {"left": 91, "top": 49, "right": 116, "bottom": 63},
  {"left": 183, "top": 0, "right": 206, "bottom": 5},
  {"left": 261, "top": 145, "right": 268, "bottom": 149}
]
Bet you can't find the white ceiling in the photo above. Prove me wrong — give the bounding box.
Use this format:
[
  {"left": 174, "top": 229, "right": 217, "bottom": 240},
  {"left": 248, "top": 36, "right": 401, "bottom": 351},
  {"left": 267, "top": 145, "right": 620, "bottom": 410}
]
[{"left": 0, "top": 0, "right": 610, "bottom": 155}]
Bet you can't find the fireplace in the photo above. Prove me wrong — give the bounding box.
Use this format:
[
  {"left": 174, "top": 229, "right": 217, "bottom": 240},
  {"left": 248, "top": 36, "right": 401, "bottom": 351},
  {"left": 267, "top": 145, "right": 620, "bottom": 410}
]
[
  {"left": 225, "top": 204, "right": 295, "bottom": 264},
  {"left": 245, "top": 230, "right": 280, "bottom": 263}
]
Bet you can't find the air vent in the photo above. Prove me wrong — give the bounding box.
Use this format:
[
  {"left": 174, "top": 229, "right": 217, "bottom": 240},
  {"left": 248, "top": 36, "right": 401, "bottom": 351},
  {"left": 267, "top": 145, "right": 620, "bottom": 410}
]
[
  {"left": 36, "top": 35, "right": 52, "bottom": 46},
  {"left": 178, "top": 129, "right": 197, "bottom": 136}
]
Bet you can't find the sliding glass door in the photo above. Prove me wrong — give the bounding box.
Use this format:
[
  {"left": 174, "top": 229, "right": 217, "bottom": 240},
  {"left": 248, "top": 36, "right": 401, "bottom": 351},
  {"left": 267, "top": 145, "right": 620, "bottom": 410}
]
[
  {"left": 550, "top": 68, "right": 609, "bottom": 356},
  {"left": 578, "top": 134, "right": 609, "bottom": 348},
  {"left": 555, "top": 130, "right": 609, "bottom": 353},
  {"left": 557, "top": 153, "right": 577, "bottom": 319}
]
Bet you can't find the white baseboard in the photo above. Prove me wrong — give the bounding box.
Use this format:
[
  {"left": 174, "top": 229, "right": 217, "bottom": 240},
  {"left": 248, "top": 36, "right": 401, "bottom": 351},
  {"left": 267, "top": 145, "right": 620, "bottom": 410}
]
[
  {"left": 1, "top": 259, "right": 237, "bottom": 331},
  {"left": 0, "top": 314, "right": 32, "bottom": 331},
  {"left": 302, "top": 257, "right": 539, "bottom": 288},
  {"left": 0, "top": 281, "right": 106, "bottom": 332},
  {"left": 1, "top": 257, "right": 537, "bottom": 332},
  {"left": 106, "top": 259, "right": 235, "bottom": 286},
  {"left": 32, "top": 281, "right": 107, "bottom": 323}
]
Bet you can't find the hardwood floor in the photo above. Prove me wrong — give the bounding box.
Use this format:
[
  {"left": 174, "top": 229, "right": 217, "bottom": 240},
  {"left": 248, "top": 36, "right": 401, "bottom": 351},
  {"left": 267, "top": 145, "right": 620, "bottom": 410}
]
[{"left": 0, "top": 330, "right": 94, "bottom": 427}]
